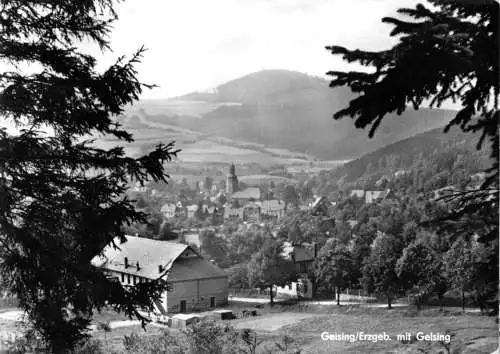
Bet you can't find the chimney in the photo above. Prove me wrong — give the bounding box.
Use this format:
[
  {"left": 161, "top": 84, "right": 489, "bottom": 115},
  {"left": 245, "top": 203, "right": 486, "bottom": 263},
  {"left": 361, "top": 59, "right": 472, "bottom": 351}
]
[
  {"left": 313, "top": 242, "right": 318, "bottom": 258},
  {"left": 124, "top": 257, "right": 128, "bottom": 269},
  {"left": 158, "top": 265, "right": 164, "bottom": 273},
  {"left": 136, "top": 262, "right": 140, "bottom": 271}
]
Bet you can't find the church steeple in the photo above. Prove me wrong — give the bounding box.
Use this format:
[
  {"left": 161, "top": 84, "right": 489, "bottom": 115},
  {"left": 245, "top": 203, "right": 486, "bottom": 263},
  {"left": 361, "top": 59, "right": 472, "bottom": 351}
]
[{"left": 226, "top": 163, "right": 238, "bottom": 194}]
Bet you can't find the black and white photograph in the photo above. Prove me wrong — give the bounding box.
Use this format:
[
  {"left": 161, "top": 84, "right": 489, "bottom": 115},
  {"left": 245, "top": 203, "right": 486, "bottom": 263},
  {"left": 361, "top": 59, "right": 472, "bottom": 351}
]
[{"left": 0, "top": 0, "right": 498, "bottom": 353}]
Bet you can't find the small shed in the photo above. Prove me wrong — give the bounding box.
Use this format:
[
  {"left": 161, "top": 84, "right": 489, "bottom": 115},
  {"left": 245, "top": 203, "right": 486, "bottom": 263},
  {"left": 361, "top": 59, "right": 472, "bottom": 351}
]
[
  {"left": 171, "top": 314, "right": 201, "bottom": 329},
  {"left": 212, "top": 309, "right": 234, "bottom": 320}
]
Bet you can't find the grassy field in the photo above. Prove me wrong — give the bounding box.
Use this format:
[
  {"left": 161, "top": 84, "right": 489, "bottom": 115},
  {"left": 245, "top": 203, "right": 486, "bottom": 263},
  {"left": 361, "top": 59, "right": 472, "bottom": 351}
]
[
  {"left": 238, "top": 174, "right": 299, "bottom": 185},
  {"left": 274, "top": 306, "right": 497, "bottom": 354},
  {"left": 90, "top": 302, "right": 497, "bottom": 354}
]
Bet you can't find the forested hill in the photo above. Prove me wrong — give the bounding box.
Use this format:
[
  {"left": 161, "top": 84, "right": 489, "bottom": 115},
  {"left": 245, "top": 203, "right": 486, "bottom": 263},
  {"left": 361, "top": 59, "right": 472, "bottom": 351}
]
[
  {"left": 137, "top": 70, "right": 456, "bottom": 160},
  {"left": 313, "top": 125, "right": 492, "bottom": 195}
]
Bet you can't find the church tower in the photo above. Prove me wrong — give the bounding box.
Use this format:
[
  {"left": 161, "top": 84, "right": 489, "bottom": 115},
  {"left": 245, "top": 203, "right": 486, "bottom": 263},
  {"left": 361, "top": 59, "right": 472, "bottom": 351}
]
[{"left": 226, "top": 163, "right": 238, "bottom": 195}]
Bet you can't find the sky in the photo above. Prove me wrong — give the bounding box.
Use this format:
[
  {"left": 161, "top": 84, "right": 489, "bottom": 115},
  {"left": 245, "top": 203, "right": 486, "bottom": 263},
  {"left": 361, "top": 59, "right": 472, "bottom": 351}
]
[
  {"left": 85, "top": 0, "right": 421, "bottom": 99},
  {"left": 2, "top": 0, "right": 459, "bottom": 134}
]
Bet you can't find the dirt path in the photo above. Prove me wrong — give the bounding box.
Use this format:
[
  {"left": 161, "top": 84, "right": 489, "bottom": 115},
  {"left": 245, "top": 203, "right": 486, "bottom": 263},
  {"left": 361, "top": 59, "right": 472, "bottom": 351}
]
[{"left": 232, "top": 313, "right": 319, "bottom": 332}]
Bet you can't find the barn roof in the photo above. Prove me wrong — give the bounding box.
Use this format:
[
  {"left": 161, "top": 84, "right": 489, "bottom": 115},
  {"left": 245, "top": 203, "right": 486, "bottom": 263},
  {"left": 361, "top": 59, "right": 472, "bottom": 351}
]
[
  {"left": 169, "top": 257, "right": 228, "bottom": 282},
  {"left": 92, "top": 236, "right": 189, "bottom": 280}
]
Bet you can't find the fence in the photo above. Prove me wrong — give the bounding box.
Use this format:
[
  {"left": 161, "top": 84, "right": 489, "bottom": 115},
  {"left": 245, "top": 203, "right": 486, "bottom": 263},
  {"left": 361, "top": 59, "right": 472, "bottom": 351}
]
[{"left": 229, "top": 288, "right": 275, "bottom": 298}]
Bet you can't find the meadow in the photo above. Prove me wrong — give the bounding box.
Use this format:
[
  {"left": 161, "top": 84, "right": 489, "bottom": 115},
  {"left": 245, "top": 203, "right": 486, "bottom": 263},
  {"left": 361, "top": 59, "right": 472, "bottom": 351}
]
[{"left": 89, "top": 303, "right": 497, "bottom": 354}]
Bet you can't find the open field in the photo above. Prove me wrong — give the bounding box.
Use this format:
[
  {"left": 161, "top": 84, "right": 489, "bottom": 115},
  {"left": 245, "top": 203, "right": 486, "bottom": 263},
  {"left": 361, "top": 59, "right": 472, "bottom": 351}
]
[
  {"left": 238, "top": 174, "right": 299, "bottom": 185},
  {"left": 127, "top": 99, "right": 242, "bottom": 118},
  {"left": 280, "top": 306, "right": 498, "bottom": 354},
  {"left": 87, "top": 304, "right": 497, "bottom": 353},
  {"left": 0, "top": 301, "right": 495, "bottom": 353}
]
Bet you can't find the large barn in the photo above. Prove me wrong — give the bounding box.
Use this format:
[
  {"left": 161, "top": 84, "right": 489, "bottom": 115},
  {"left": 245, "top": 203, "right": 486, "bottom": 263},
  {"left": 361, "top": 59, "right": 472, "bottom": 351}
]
[{"left": 92, "top": 236, "right": 229, "bottom": 314}]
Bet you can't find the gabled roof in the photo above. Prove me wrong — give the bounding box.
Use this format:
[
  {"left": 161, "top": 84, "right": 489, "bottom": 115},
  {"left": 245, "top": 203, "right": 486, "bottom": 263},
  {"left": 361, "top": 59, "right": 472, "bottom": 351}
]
[
  {"left": 187, "top": 204, "right": 199, "bottom": 212},
  {"left": 92, "top": 236, "right": 189, "bottom": 280},
  {"left": 350, "top": 189, "right": 365, "bottom": 198},
  {"left": 169, "top": 257, "right": 228, "bottom": 282},
  {"left": 243, "top": 201, "right": 262, "bottom": 209},
  {"left": 281, "top": 241, "right": 315, "bottom": 263},
  {"left": 231, "top": 188, "right": 261, "bottom": 200},
  {"left": 224, "top": 207, "right": 244, "bottom": 218},
  {"left": 311, "top": 196, "right": 326, "bottom": 209},
  {"left": 261, "top": 200, "right": 285, "bottom": 210},
  {"left": 161, "top": 203, "right": 177, "bottom": 211}
]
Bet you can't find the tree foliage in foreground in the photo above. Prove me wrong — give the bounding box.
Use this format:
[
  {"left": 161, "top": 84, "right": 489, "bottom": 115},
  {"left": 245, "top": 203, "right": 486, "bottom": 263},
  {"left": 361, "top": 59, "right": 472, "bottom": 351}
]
[
  {"left": 326, "top": 0, "right": 498, "bottom": 306},
  {"left": 326, "top": 0, "right": 498, "bottom": 231},
  {"left": 0, "top": 0, "right": 179, "bottom": 352}
]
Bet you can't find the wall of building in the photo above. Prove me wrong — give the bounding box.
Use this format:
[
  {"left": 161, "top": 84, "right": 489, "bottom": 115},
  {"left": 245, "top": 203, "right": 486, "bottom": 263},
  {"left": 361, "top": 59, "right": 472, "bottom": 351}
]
[
  {"left": 275, "top": 278, "right": 313, "bottom": 299},
  {"left": 167, "top": 276, "right": 228, "bottom": 313}
]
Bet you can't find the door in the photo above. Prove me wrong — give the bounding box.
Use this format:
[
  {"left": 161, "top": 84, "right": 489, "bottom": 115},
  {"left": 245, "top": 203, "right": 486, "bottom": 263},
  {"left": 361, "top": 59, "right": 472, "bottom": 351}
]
[
  {"left": 180, "top": 300, "right": 187, "bottom": 313},
  {"left": 210, "top": 297, "right": 216, "bottom": 308}
]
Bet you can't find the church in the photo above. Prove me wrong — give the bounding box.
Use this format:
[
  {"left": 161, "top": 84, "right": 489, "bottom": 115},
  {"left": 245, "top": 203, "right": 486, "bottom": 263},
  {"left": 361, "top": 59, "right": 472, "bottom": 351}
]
[{"left": 225, "top": 164, "right": 261, "bottom": 202}]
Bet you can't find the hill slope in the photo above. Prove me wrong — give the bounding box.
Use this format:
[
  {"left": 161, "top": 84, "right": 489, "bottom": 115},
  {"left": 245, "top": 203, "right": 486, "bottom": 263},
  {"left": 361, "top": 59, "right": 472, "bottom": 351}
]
[
  {"left": 134, "top": 70, "right": 457, "bottom": 160},
  {"left": 314, "top": 125, "right": 491, "bottom": 194}
]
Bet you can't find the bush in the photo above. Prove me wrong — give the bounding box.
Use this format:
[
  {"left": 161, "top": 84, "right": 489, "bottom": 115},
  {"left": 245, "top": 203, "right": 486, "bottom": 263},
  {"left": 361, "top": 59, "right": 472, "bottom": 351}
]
[
  {"left": 123, "top": 330, "right": 189, "bottom": 354},
  {"left": 71, "top": 339, "right": 105, "bottom": 354}
]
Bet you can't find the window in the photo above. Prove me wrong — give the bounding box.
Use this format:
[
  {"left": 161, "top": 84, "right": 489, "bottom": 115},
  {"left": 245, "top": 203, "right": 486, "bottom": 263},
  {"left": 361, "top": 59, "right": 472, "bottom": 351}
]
[
  {"left": 127, "top": 274, "right": 131, "bottom": 284},
  {"left": 133, "top": 276, "right": 136, "bottom": 285},
  {"left": 121, "top": 273, "right": 124, "bottom": 283}
]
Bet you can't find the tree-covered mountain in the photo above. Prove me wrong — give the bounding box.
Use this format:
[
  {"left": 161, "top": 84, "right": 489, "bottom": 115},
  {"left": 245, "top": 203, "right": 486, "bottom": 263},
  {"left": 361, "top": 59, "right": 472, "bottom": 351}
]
[
  {"left": 313, "top": 125, "right": 492, "bottom": 196},
  {"left": 139, "top": 70, "right": 456, "bottom": 160}
]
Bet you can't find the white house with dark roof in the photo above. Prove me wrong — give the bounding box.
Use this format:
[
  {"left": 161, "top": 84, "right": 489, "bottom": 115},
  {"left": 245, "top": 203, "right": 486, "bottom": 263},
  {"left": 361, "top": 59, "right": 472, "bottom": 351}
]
[{"left": 92, "top": 236, "right": 228, "bottom": 315}]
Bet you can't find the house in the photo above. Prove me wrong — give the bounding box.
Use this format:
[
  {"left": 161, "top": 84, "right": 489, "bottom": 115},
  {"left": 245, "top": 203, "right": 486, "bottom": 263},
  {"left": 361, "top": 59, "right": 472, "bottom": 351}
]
[
  {"left": 275, "top": 242, "right": 318, "bottom": 299},
  {"left": 183, "top": 232, "right": 201, "bottom": 249},
  {"left": 347, "top": 219, "right": 359, "bottom": 229},
  {"left": 375, "top": 175, "right": 390, "bottom": 187},
  {"left": 350, "top": 189, "right": 365, "bottom": 199},
  {"left": 92, "top": 236, "right": 228, "bottom": 314},
  {"left": 310, "top": 196, "right": 330, "bottom": 215},
  {"left": 187, "top": 205, "right": 199, "bottom": 219},
  {"left": 365, "top": 190, "right": 389, "bottom": 204},
  {"left": 394, "top": 170, "right": 409, "bottom": 178},
  {"left": 223, "top": 207, "right": 244, "bottom": 222},
  {"left": 243, "top": 201, "right": 261, "bottom": 223},
  {"left": 261, "top": 200, "right": 286, "bottom": 221},
  {"left": 160, "top": 203, "right": 177, "bottom": 219}
]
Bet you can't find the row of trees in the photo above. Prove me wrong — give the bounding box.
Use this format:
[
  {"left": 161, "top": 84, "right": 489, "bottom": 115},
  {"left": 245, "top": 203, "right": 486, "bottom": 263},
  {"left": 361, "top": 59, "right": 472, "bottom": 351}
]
[
  {"left": 1, "top": 0, "right": 496, "bottom": 351},
  {"left": 307, "top": 195, "right": 497, "bottom": 312}
]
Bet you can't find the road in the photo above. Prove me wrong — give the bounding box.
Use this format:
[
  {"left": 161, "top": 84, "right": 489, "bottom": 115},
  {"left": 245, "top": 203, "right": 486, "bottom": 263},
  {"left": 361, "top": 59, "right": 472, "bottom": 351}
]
[{"left": 0, "top": 301, "right": 481, "bottom": 335}]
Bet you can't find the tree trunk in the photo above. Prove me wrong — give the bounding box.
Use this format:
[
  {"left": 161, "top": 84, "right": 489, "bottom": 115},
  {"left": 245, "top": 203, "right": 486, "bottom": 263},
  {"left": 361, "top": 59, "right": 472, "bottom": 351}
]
[
  {"left": 270, "top": 286, "right": 274, "bottom": 306},
  {"left": 461, "top": 290, "right": 465, "bottom": 312},
  {"left": 337, "top": 286, "right": 340, "bottom": 306},
  {"left": 388, "top": 296, "right": 392, "bottom": 309}
]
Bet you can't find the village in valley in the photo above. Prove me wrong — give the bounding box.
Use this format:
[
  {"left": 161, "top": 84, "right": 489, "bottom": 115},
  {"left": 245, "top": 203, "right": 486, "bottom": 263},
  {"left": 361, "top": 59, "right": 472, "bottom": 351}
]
[{"left": 0, "top": 0, "right": 498, "bottom": 353}]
